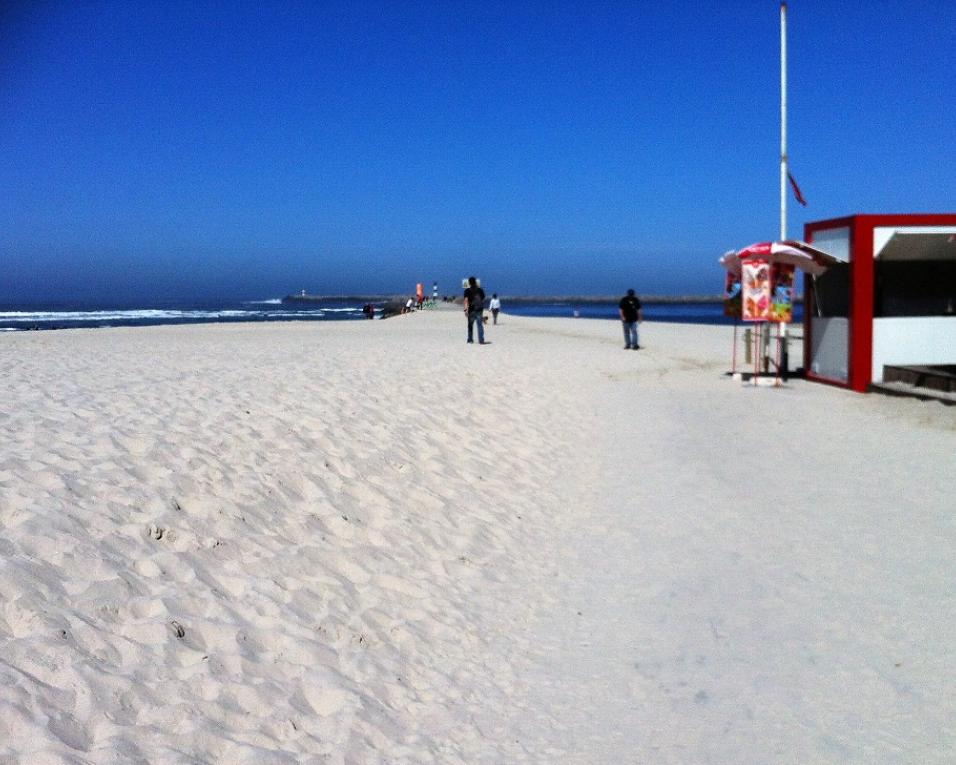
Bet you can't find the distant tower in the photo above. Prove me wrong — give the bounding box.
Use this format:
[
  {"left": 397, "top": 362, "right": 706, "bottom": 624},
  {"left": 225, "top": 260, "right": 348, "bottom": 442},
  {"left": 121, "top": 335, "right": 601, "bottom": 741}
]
[{"left": 432, "top": 281, "right": 438, "bottom": 300}]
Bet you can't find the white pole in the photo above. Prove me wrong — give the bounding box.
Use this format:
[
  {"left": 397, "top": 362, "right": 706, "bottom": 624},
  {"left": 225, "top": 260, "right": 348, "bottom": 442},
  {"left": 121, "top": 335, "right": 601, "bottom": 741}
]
[
  {"left": 780, "top": 1, "right": 788, "bottom": 241},
  {"left": 779, "top": 1, "right": 789, "bottom": 372}
]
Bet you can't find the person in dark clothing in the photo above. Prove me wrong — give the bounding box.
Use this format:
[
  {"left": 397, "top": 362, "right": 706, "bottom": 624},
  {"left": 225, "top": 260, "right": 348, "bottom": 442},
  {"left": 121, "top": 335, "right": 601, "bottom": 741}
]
[
  {"left": 463, "top": 276, "right": 486, "bottom": 344},
  {"left": 619, "top": 288, "right": 644, "bottom": 349}
]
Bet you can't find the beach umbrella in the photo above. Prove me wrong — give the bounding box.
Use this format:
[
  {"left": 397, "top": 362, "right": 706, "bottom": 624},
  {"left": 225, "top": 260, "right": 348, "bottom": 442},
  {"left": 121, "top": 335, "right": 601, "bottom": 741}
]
[
  {"left": 719, "top": 239, "right": 839, "bottom": 381},
  {"left": 719, "top": 240, "right": 838, "bottom": 276}
]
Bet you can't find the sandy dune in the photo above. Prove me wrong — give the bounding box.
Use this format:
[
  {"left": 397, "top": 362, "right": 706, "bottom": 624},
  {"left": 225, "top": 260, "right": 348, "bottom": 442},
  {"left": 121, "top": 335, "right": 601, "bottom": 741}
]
[{"left": 1, "top": 311, "right": 954, "bottom": 763}]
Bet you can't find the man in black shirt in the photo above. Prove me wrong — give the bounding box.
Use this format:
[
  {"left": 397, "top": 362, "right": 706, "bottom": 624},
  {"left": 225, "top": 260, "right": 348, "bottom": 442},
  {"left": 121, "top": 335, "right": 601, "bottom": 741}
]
[
  {"left": 463, "top": 276, "right": 486, "bottom": 344},
  {"left": 619, "top": 288, "right": 643, "bottom": 349}
]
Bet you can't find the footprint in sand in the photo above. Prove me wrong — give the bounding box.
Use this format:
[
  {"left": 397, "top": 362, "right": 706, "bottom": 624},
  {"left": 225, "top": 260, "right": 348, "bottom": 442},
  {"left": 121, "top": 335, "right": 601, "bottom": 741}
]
[
  {"left": 47, "top": 714, "right": 93, "bottom": 753},
  {"left": 295, "top": 683, "right": 354, "bottom": 718},
  {"left": 373, "top": 574, "right": 426, "bottom": 599}
]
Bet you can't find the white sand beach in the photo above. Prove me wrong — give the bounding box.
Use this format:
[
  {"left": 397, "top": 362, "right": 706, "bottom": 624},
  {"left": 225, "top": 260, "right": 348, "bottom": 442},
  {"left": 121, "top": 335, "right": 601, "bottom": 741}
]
[{"left": 1, "top": 311, "right": 955, "bottom": 764}]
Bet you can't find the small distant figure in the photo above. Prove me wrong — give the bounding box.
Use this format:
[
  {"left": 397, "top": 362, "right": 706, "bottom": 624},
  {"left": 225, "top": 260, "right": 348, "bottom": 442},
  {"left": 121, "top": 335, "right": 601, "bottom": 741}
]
[
  {"left": 619, "top": 288, "right": 644, "bottom": 349},
  {"left": 404, "top": 297, "right": 415, "bottom": 314},
  {"left": 463, "top": 276, "right": 486, "bottom": 344},
  {"left": 362, "top": 303, "right": 374, "bottom": 319},
  {"left": 417, "top": 294, "right": 425, "bottom": 310},
  {"left": 489, "top": 293, "right": 501, "bottom": 324}
]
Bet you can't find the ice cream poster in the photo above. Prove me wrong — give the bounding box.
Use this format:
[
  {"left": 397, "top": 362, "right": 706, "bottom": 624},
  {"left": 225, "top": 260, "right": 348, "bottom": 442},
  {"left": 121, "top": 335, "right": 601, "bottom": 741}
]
[
  {"left": 723, "top": 271, "right": 742, "bottom": 318},
  {"left": 741, "top": 259, "right": 770, "bottom": 321},
  {"left": 769, "top": 263, "right": 795, "bottom": 322}
]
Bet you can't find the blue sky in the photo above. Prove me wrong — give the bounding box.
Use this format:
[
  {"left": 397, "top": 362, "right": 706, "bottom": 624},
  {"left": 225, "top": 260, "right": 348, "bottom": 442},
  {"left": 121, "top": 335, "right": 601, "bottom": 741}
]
[{"left": 2, "top": 0, "right": 955, "bottom": 301}]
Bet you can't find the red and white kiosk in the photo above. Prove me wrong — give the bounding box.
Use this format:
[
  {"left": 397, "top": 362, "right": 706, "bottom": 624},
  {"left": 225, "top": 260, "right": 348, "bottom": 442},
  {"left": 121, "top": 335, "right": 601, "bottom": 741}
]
[{"left": 803, "top": 214, "right": 956, "bottom": 392}]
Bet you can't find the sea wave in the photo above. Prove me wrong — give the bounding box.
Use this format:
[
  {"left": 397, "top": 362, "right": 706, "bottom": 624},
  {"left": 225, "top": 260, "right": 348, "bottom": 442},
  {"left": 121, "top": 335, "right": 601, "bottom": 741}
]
[
  {"left": 0, "top": 306, "right": 364, "bottom": 328},
  {"left": 0, "top": 310, "right": 243, "bottom": 322}
]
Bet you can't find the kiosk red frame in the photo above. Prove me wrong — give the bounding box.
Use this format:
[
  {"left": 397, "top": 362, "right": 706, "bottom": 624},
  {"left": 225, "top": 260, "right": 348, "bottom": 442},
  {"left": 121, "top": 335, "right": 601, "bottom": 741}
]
[{"left": 804, "top": 213, "right": 956, "bottom": 393}]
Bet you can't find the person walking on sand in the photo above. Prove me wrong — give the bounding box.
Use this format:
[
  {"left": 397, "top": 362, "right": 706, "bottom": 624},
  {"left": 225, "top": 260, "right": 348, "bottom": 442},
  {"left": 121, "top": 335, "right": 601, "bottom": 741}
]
[
  {"left": 489, "top": 293, "right": 501, "bottom": 324},
  {"left": 619, "top": 288, "right": 644, "bottom": 349},
  {"left": 463, "top": 276, "right": 486, "bottom": 344}
]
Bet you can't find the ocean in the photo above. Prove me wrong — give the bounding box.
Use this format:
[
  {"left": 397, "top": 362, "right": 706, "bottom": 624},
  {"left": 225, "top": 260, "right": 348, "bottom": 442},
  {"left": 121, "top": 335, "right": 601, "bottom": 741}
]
[
  {"left": 0, "top": 298, "right": 802, "bottom": 332},
  {"left": 497, "top": 300, "right": 803, "bottom": 325}
]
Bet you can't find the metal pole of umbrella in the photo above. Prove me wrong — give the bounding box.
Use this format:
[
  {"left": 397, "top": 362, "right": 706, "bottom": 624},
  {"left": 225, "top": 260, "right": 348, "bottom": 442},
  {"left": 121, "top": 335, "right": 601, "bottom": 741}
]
[{"left": 731, "top": 318, "right": 739, "bottom": 374}]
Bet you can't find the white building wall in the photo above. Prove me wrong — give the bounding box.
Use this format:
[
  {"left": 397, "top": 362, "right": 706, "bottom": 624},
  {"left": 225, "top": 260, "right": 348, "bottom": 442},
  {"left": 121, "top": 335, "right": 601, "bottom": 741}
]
[
  {"left": 810, "top": 317, "right": 849, "bottom": 382},
  {"left": 809, "top": 226, "right": 851, "bottom": 262},
  {"left": 871, "top": 318, "right": 956, "bottom": 382},
  {"left": 807, "top": 227, "right": 851, "bottom": 383}
]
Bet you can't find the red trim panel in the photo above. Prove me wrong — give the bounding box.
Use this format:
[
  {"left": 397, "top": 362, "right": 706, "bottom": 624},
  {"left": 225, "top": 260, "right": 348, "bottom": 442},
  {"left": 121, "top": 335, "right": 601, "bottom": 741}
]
[{"left": 848, "top": 218, "right": 874, "bottom": 392}]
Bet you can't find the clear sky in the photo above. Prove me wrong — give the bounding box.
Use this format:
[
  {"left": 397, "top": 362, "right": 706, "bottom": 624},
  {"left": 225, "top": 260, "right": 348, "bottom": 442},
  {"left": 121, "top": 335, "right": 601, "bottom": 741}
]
[{"left": 2, "top": 1, "right": 955, "bottom": 302}]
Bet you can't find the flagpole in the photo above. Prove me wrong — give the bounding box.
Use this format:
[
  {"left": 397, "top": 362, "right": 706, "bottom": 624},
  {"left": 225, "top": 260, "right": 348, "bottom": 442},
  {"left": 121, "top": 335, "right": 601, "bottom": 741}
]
[
  {"left": 780, "top": 0, "right": 787, "bottom": 241},
  {"left": 779, "top": 1, "right": 789, "bottom": 380}
]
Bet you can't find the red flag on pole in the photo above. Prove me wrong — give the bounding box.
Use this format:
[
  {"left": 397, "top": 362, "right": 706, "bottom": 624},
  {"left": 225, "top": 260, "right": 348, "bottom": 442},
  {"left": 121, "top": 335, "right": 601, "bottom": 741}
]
[{"left": 787, "top": 171, "right": 807, "bottom": 206}]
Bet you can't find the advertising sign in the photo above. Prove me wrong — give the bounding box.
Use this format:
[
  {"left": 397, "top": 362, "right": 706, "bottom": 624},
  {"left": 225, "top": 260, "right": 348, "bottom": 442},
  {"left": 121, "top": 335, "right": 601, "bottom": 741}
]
[
  {"left": 741, "top": 259, "right": 771, "bottom": 321},
  {"left": 723, "top": 271, "right": 742, "bottom": 318},
  {"left": 769, "top": 263, "right": 795, "bottom": 322}
]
